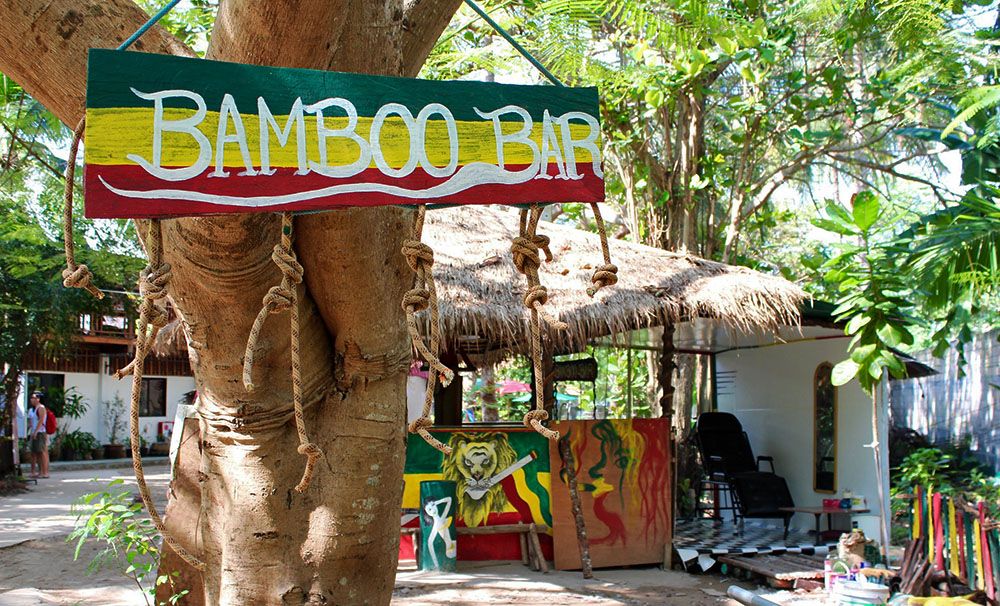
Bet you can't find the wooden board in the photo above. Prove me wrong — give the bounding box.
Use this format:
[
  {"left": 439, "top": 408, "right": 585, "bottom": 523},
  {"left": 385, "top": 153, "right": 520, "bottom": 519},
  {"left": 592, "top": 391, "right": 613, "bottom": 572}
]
[
  {"left": 718, "top": 553, "right": 826, "bottom": 583},
  {"left": 83, "top": 50, "right": 603, "bottom": 218},
  {"left": 548, "top": 419, "right": 672, "bottom": 570}
]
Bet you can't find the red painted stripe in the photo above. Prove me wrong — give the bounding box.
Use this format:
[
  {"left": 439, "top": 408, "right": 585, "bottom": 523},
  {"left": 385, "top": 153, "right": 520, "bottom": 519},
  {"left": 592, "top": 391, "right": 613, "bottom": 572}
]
[
  {"left": 982, "top": 503, "right": 995, "bottom": 598},
  {"left": 84, "top": 164, "right": 604, "bottom": 218},
  {"left": 397, "top": 512, "right": 553, "bottom": 562},
  {"left": 934, "top": 493, "right": 944, "bottom": 570}
]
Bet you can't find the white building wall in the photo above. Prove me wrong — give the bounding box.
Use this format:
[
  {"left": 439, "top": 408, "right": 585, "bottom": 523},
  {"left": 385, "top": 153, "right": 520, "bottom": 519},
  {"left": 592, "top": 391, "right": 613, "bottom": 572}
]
[
  {"left": 716, "top": 337, "right": 890, "bottom": 539},
  {"left": 21, "top": 356, "right": 194, "bottom": 446}
]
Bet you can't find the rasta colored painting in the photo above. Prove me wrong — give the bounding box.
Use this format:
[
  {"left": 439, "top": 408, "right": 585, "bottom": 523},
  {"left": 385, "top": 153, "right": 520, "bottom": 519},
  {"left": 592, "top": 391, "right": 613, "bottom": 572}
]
[
  {"left": 84, "top": 50, "right": 602, "bottom": 218},
  {"left": 549, "top": 418, "right": 672, "bottom": 570},
  {"left": 400, "top": 429, "right": 553, "bottom": 561}
]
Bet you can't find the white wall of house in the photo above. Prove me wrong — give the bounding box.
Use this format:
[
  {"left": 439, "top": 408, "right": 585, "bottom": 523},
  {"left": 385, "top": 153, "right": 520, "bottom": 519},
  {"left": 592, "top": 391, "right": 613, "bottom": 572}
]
[
  {"left": 19, "top": 357, "right": 194, "bottom": 446},
  {"left": 715, "top": 336, "right": 890, "bottom": 540}
]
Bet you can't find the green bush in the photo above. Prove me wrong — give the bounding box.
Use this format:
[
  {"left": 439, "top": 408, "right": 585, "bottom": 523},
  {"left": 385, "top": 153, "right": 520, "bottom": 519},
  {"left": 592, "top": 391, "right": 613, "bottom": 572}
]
[
  {"left": 892, "top": 442, "right": 1000, "bottom": 518},
  {"left": 69, "top": 480, "right": 189, "bottom": 606}
]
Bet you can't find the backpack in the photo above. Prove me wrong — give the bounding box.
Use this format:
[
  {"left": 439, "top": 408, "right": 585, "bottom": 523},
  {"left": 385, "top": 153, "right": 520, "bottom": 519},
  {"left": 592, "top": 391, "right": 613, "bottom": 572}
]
[{"left": 45, "top": 408, "right": 57, "bottom": 435}]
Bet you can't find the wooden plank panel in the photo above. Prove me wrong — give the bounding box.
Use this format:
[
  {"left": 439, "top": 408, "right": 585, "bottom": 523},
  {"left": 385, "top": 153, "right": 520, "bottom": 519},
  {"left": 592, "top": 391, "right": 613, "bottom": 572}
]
[
  {"left": 84, "top": 50, "right": 604, "bottom": 218},
  {"left": 549, "top": 419, "right": 672, "bottom": 570}
]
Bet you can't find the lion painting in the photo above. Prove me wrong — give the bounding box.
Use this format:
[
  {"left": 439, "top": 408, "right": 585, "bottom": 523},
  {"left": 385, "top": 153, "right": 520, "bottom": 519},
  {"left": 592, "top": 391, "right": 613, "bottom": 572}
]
[{"left": 442, "top": 432, "right": 518, "bottom": 527}]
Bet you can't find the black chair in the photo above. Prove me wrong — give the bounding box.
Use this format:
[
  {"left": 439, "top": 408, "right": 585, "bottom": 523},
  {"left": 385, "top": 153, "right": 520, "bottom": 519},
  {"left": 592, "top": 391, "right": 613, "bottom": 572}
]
[{"left": 694, "top": 412, "right": 794, "bottom": 535}]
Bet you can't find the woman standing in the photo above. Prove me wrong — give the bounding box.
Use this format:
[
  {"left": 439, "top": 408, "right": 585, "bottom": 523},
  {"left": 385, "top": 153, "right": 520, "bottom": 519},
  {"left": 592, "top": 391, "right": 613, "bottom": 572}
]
[{"left": 28, "top": 392, "right": 49, "bottom": 479}]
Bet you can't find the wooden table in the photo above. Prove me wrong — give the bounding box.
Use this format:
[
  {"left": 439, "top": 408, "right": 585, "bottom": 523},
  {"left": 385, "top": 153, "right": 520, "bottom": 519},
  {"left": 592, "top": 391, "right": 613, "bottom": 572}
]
[{"left": 778, "top": 506, "right": 870, "bottom": 545}]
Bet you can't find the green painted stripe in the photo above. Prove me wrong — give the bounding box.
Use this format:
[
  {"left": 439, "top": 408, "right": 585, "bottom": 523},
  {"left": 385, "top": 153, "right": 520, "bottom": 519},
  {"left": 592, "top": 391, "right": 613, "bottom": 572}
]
[
  {"left": 87, "top": 49, "right": 599, "bottom": 123},
  {"left": 523, "top": 470, "right": 553, "bottom": 526}
]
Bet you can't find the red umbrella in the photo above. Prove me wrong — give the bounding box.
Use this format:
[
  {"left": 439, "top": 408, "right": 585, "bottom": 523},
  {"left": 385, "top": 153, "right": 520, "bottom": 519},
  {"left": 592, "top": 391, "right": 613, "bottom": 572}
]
[{"left": 498, "top": 380, "right": 531, "bottom": 395}]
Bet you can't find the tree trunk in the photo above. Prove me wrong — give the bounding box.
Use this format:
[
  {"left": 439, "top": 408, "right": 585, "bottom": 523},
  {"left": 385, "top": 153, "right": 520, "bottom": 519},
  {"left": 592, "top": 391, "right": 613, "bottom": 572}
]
[
  {"left": 0, "top": 1, "right": 461, "bottom": 603},
  {"left": 480, "top": 363, "right": 499, "bottom": 423}
]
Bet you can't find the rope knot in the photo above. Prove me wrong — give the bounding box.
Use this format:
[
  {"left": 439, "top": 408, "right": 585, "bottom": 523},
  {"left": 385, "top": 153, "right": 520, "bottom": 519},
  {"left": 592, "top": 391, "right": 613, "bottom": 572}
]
[
  {"left": 532, "top": 234, "right": 553, "bottom": 262},
  {"left": 524, "top": 284, "right": 549, "bottom": 309},
  {"left": 272, "top": 245, "right": 303, "bottom": 284},
  {"left": 262, "top": 284, "right": 295, "bottom": 313},
  {"left": 402, "top": 287, "right": 431, "bottom": 313},
  {"left": 587, "top": 263, "right": 619, "bottom": 297},
  {"left": 293, "top": 442, "right": 323, "bottom": 493},
  {"left": 511, "top": 236, "right": 541, "bottom": 273},
  {"left": 62, "top": 264, "right": 104, "bottom": 299},
  {"left": 402, "top": 239, "right": 434, "bottom": 272},
  {"left": 297, "top": 442, "right": 322, "bottom": 458},
  {"left": 139, "top": 263, "right": 171, "bottom": 300}
]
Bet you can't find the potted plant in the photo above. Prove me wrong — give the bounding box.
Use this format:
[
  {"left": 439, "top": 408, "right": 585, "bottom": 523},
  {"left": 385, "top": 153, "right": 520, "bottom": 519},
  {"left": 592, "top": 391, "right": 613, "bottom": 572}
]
[
  {"left": 151, "top": 432, "right": 170, "bottom": 456},
  {"left": 102, "top": 395, "right": 127, "bottom": 459},
  {"left": 49, "top": 428, "right": 64, "bottom": 462},
  {"left": 77, "top": 431, "right": 99, "bottom": 460},
  {"left": 60, "top": 429, "right": 78, "bottom": 461}
]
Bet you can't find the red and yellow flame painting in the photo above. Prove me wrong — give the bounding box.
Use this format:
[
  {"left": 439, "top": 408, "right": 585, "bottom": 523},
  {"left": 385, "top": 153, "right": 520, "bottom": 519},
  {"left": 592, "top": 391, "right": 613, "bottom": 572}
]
[{"left": 549, "top": 418, "right": 672, "bottom": 570}]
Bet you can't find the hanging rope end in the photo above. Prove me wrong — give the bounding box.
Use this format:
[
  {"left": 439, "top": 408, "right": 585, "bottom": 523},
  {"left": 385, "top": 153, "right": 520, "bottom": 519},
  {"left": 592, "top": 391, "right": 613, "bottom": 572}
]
[
  {"left": 588, "top": 264, "right": 619, "bottom": 298},
  {"left": 62, "top": 265, "right": 104, "bottom": 299},
  {"left": 294, "top": 442, "right": 323, "bottom": 493},
  {"left": 524, "top": 409, "right": 558, "bottom": 440}
]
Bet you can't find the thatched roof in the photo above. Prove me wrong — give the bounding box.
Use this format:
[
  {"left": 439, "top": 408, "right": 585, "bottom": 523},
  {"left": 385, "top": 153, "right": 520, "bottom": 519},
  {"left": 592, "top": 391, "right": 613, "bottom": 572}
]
[
  {"left": 425, "top": 205, "right": 804, "bottom": 354},
  {"left": 153, "top": 205, "right": 804, "bottom": 357}
]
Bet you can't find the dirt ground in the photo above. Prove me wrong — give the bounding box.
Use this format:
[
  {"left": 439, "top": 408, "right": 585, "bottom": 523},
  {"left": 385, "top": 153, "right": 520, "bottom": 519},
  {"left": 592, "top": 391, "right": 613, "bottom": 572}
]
[
  {"left": 0, "top": 535, "right": 833, "bottom": 605},
  {"left": 0, "top": 467, "right": 832, "bottom": 605}
]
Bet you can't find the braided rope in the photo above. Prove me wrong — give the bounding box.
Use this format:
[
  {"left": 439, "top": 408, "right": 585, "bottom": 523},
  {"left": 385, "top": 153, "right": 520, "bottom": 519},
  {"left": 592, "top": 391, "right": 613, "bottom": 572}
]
[
  {"left": 403, "top": 206, "right": 453, "bottom": 455},
  {"left": 125, "top": 220, "right": 205, "bottom": 571},
  {"left": 242, "top": 213, "right": 322, "bottom": 493},
  {"left": 62, "top": 118, "right": 103, "bottom": 300},
  {"left": 586, "top": 203, "right": 618, "bottom": 297},
  {"left": 512, "top": 206, "right": 562, "bottom": 441}
]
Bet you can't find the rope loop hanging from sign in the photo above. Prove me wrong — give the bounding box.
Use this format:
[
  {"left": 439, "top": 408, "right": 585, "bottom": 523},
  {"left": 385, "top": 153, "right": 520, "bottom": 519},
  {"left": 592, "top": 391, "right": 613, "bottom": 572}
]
[
  {"left": 586, "top": 203, "right": 618, "bottom": 296},
  {"left": 513, "top": 205, "right": 563, "bottom": 441},
  {"left": 404, "top": 205, "right": 453, "bottom": 455},
  {"left": 62, "top": 119, "right": 104, "bottom": 300},
  {"left": 121, "top": 220, "right": 206, "bottom": 571},
  {"left": 242, "top": 213, "right": 323, "bottom": 493}
]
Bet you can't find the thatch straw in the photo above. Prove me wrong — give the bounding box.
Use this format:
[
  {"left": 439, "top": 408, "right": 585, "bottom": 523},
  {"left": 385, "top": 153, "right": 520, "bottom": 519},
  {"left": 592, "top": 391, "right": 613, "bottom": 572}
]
[
  {"left": 152, "top": 205, "right": 804, "bottom": 358},
  {"left": 424, "top": 205, "right": 804, "bottom": 354}
]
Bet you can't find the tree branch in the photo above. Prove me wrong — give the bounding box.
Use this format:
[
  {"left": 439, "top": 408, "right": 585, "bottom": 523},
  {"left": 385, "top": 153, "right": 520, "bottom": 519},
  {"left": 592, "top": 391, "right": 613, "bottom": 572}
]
[
  {"left": 828, "top": 154, "right": 953, "bottom": 203},
  {"left": 0, "top": 0, "right": 194, "bottom": 125},
  {"left": 0, "top": 123, "right": 64, "bottom": 180},
  {"left": 401, "top": 0, "right": 463, "bottom": 76}
]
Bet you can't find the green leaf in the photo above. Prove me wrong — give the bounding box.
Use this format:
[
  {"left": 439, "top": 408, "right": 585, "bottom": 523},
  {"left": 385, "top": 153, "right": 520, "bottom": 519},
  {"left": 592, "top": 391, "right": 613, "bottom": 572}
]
[
  {"left": 852, "top": 191, "right": 880, "bottom": 231},
  {"left": 846, "top": 314, "right": 872, "bottom": 335},
  {"left": 812, "top": 217, "right": 858, "bottom": 236},
  {"left": 868, "top": 359, "right": 885, "bottom": 380},
  {"left": 850, "top": 343, "right": 877, "bottom": 363},
  {"left": 876, "top": 322, "right": 903, "bottom": 347},
  {"left": 832, "top": 360, "right": 859, "bottom": 386}
]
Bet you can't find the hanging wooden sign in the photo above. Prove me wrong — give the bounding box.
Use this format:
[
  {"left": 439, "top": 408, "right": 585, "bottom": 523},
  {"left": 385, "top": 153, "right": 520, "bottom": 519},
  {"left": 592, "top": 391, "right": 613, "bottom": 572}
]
[{"left": 83, "top": 50, "right": 604, "bottom": 218}]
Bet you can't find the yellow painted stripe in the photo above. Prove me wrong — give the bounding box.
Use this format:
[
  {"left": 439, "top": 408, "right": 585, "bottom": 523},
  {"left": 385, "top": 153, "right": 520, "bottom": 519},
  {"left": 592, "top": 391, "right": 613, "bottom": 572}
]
[
  {"left": 928, "top": 499, "right": 936, "bottom": 561},
  {"left": 949, "top": 500, "right": 961, "bottom": 577},
  {"left": 85, "top": 108, "right": 597, "bottom": 169},
  {"left": 975, "top": 517, "right": 985, "bottom": 589},
  {"left": 402, "top": 473, "right": 444, "bottom": 509},
  {"left": 512, "top": 469, "right": 547, "bottom": 526}
]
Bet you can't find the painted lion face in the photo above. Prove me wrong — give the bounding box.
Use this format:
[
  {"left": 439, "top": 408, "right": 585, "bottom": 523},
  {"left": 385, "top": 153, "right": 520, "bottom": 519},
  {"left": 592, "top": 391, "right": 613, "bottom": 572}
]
[
  {"left": 442, "top": 432, "right": 518, "bottom": 527},
  {"left": 458, "top": 443, "right": 500, "bottom": 484}
]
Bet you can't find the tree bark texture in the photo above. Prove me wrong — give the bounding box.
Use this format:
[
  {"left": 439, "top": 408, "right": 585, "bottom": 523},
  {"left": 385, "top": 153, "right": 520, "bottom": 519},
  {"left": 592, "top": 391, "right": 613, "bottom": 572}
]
[{"left": 0, "top": 1, "right": 461, "bottom": 603}]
